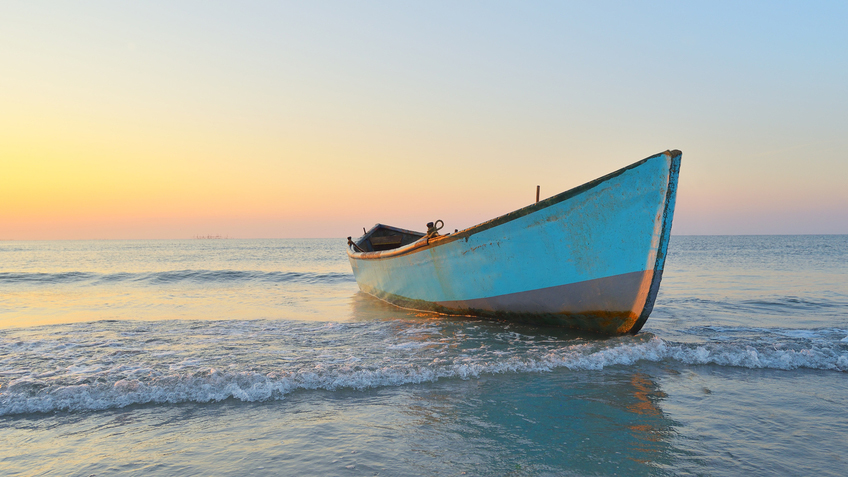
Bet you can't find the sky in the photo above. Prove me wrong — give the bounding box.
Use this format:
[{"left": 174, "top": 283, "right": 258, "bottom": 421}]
[{"left": 2, "top": 1, "right": 846, "bottom": 239}]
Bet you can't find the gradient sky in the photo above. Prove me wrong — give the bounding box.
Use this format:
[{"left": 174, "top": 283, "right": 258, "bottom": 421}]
[{"left": 2, "top": 1, "right": 846, "bottom": 239}]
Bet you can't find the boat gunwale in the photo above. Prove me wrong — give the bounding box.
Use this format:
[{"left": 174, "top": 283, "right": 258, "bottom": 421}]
[{"left": 348, "top": 149, "right": 681, "bottom": 261}]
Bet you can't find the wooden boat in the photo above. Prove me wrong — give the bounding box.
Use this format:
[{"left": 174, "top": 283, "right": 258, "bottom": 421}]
[{"left": 347, "top": 150, "right": 681, "bottom": 335}]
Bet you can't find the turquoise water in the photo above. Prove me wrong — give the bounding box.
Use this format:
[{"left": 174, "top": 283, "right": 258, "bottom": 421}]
[{"left": 1, "top": 236, "right": 846, "bottom": 476}]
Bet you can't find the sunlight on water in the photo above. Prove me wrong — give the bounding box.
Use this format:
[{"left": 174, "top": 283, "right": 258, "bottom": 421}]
[
  {"left": 1, "top": 236, "right": 847, "bottom": 475},
  {"left": 0, "top": 239, "right": 358, "bottom": 328}
]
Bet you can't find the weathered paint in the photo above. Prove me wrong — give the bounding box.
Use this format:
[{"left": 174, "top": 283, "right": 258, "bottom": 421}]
[{"left": 348, "top": 150, "right": 682, "bottom": 335}]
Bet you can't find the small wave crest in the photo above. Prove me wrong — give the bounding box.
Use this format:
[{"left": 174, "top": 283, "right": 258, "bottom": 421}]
[
  {"left": 0, "top": 271, "right": 97, "bottom": 284},
  {"left": 0, "top": 270, "right": 354, "bottom": 286},
  {"left": 2, "top": 328, "right": 845, "bottom": 416}
]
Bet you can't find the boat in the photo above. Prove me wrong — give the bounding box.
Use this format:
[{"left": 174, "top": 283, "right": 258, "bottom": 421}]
[{"left": 346, "top": 150, "right": 681, "bottom": 335}]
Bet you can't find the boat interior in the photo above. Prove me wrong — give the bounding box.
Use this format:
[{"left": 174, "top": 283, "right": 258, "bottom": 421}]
[{"left": 352, "top": 224, "right": 426, "bottom": 252}]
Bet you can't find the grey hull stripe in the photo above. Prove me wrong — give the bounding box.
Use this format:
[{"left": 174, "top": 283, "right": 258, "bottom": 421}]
[{"left": 434, "top": 270, "right": 653, "bottom": 316}]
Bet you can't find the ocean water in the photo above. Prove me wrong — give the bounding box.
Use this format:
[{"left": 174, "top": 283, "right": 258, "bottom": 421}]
[{"left": 1, "top": 236, "right": 846, "bottom": 476}]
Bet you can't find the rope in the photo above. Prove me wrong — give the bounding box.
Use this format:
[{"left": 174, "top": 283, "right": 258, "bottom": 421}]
[
  {"left": 426, "top": 219, "right": 444, "bottom": 239},
  {"left": 347, "top": 236, "right": 366, "bottom": 253}
]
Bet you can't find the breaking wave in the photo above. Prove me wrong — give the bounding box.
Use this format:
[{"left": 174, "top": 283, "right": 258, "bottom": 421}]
[{"left": 1, "top": 321, "right": 845, "bottom": 417}]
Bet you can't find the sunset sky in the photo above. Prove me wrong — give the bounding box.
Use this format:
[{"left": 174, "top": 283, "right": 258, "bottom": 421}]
[{"left": 2, "top": 1, "right": 846, "bottom": 239}]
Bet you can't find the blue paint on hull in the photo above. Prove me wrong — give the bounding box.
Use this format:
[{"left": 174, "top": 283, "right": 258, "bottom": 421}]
[{"left": 348, "top": 150, "right": 682, "bottom": 335}]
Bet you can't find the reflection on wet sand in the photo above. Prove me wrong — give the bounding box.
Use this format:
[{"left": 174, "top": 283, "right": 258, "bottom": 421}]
[
  {"left": 625, "top": 372, "right": 672, "bottom": 463},
  {"left": 392, "top": 366, "right": 677, "bottom": 474}
]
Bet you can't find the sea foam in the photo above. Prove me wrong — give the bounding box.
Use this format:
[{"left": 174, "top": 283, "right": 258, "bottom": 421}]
[{"left": 2, "top": 323, "right": 845, "bottom": 416}]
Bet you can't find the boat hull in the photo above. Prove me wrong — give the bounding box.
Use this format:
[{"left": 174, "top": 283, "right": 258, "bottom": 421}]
[{"left": 348, "top": 150, "right": 681, "bottom": 335}]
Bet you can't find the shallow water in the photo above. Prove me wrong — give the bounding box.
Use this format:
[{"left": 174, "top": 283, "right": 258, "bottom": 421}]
[{"left": 1, "top": 236, "right": 847, "bottom": 476}]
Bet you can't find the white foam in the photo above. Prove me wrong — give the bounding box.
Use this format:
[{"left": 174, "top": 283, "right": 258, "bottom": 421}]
[
  {"left": 4, "top": 334, "right": 843, "bottom": 417},
  {"left": 2, "top": 321, "right": 847, "bottom": 417},
  {"left": 776, "top": 329, "right": 821, "bottom": 339},
  {"left": 400, "top": 326, "right": 442, "bottom": 336},
  {"left": 387, "top": 341, "right": 442, "bottom": 350}
]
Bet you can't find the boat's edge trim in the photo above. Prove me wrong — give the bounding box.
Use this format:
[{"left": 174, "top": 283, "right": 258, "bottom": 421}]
[
  {"left": 349, "top": 149, "right": 681, "bottom": 260},
  {"left": 628, "top": 150, "right": 682, "bottom": 334}
]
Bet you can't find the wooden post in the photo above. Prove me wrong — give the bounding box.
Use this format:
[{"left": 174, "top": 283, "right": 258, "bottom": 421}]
[{"left": 536, "top": 185, "right": 540, "bottom": 204}]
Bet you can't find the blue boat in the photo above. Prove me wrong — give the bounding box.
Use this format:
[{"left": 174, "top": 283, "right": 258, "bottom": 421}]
[{"left": 347, "top": 150, "right": 681, "bottom": 335}]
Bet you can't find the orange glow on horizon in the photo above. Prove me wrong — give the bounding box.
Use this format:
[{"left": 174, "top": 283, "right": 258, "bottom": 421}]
[{"left": 2, "top": 2, "right": 846, "bottom": 239}]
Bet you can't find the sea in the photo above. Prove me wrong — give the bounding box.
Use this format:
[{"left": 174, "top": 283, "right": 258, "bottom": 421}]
[{"left": 1, "top": 236, "right": 846, "bottom": 476}]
